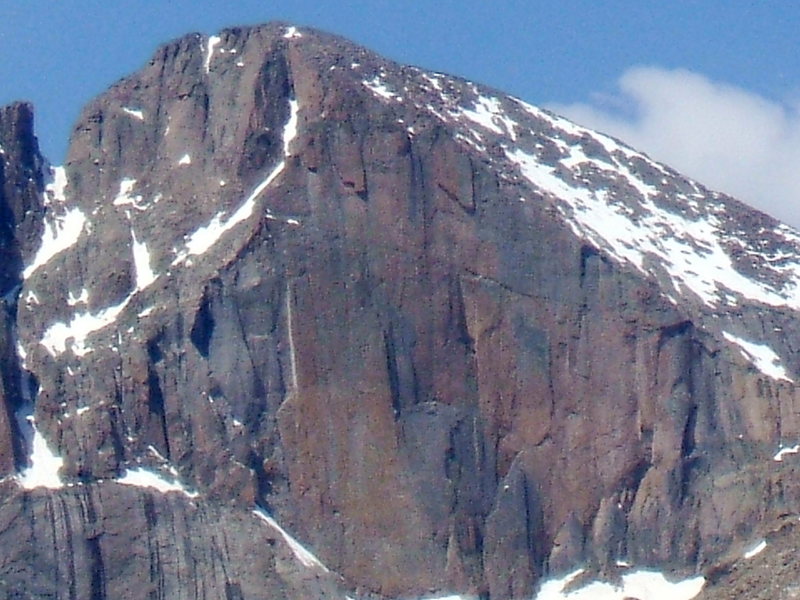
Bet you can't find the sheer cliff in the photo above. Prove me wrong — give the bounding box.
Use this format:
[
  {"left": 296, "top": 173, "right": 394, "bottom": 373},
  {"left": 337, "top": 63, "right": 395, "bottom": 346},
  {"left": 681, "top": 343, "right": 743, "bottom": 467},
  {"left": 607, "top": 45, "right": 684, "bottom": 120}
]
[{"left": 1, "top": 22, "right": 800, "bottom": 600}]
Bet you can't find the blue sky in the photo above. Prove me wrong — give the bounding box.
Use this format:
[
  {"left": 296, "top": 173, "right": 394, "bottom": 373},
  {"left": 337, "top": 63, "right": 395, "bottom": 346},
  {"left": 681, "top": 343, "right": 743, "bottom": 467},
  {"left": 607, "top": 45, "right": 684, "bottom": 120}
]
[{"left": 3, "top": 1, "right": 800, "bottom": 223}]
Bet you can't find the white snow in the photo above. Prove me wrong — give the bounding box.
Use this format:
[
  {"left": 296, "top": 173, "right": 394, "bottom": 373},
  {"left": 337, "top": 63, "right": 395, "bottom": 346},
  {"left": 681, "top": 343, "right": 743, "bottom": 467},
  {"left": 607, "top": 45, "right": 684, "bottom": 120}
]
[
  {"left": 75, "top": 406, "right": 90, "bottom": 416},
  {"left": 535, "top": 568, "right": 705, "bottom": 600},
  {"left": 67, "top": 288, "right": 89, "bottom": 306},
  {"left": 743, "top": 540, "right": 767, "bottom": 559},
  {"left": 403, "top": 78, "right": 800, "bottom": 316},
  {"left": 24, "top": 290, "right": 39, "bottom": 305},
  {"left": 44, "top": 166, "right": 68, "bottom": 204},
  {"left": 363, "top": 77, "right": 401, "bottom": 101},
  {"left": 138, "top": 306, "right": 155, "bottom": 318},
  {"left": 113, "top": 178, "right": 147, "bottom": 210},
  {"left": 253, "top": 506, "right": 329, "bottom": 571},
  {"left": 505, "top": 145, "right": 800, "bottom": 313},
  {"left": 16, "top": 410, "right": 64, "bottom": 490},
  {"left": 456, "top": 95, "right": 518, "bottom": 140},
  {"left": 40, "top": 294, "right": 132, "bottom": 356},
  {"left": 774, "top": 444, "right": 800, "bottom": 461},
  {"left": 117, "top": 467, "right": 198, "bottom": 498},
  {"left": 23, "top": 206, "right": 87, "bottom": 279},
  {"left": 173, "top": 98, "right": 299, "bottom": 264},
  {"left": 722, "top": 331, "right": 793, "bottom": 382},
  {"left": 16, "top": 342, "right": 27, "bottom": 368},
  {"left": 131, "top": 229, "right": 157, "bottom": 289},
  {"left": 283, "top": 26, "right": 302, "bottom": 39},
  {"left": 178, "top": 154, "right": 191, "bottom": 166},
  {"left": 205, "top": 35, "right": 221, "bottom": 73},
  {"left": 122, "top": 107, "right": 145, "bottom": 120}
]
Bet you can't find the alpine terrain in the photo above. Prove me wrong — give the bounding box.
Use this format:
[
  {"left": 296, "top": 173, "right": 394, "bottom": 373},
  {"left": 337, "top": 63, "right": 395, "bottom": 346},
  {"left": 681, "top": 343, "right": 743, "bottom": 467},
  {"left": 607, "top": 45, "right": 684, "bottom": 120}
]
[{"left": 1, "top": 22, "right": 800, "bottom": 600}]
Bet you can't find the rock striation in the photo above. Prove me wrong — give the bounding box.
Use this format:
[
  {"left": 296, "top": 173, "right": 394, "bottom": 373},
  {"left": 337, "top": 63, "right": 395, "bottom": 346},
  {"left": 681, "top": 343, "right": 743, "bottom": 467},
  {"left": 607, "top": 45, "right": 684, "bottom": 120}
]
[{"left": 2, "top": 21, "right": 800, "bottom": 599}]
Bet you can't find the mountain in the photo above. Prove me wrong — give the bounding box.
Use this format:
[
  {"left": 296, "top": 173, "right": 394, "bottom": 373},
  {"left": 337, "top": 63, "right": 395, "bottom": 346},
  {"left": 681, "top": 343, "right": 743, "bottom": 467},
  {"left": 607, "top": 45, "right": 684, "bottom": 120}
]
[{"left": 1, "top": 22, "right": 800, "bottom": 599}]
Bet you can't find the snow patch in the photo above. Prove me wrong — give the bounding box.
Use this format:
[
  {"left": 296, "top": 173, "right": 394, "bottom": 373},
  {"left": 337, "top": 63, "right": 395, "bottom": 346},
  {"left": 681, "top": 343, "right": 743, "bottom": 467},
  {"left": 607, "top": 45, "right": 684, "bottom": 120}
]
[
  {"left": 44, "top": 166, "right": 68, "bottom": 204},
  {"left": 112, "top": 178, "right": 147, "bottom": 210},
  {"left": 117, "top": 467, "right": 198, "bottom": 498},
  {"left": 40, "top": 294, "right": 132, "bottom": 356},
  {"left": 16, "top": 409, "right": 64, "bottom": 490},
  {"left": 456, "top": 95, "right": 518, "bottom": 140},
  {"left": 722, "top": 331, "right": 793, "bottom": 382},
  {"left": 363, "top": 77, "right": 401, "bottom": 101},
  {"left": 24, "top": 290, "right": 39, "bottom": 306},
  {"left": 23, "top": 206, "right": 87, "bottom": 279},
  {"left": 178, "top": 154, "right": 191, "bottom": 166},
  {"left": 283, "top": 26, "right": 302, "bottom": 39},
  {"left": 774, "top": 444, "right": 800, "bottom": 461},
  {"left": 506, "top": 144, "right": 800, "bottom": 311},
  {"left": 205, "top": 35, "right": 221, "bottom": 73},
  {"left": 122, "top": 107, "right": 145, "bottom": 120},
  {"left": 743, "top": 540, "right": 767, "bottom": 559},
  {"left": 535, "top": 568, "right": 705, "bottom": 600},
  {"left": 67, "top": 288, "right": 89, "bottom": 307},
  {"left": 131, "top": 229, "right": 157, "bottom": 289},
  {"left": 253, "top": 506, "right": 329, "bottom": 571}
]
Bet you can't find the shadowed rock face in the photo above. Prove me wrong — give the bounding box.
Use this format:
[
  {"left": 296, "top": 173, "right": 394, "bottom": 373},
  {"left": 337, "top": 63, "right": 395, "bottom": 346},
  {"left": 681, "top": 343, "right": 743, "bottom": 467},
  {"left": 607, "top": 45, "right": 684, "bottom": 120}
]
[
  {"left": 0, "top": 102, "right": 44, "bottom": 477},
  {"left": 3, "top": 21, "right": 800, "bottom": 599},
  {"left": 0, "top": 481, "right": 348, "bottom": 599}
]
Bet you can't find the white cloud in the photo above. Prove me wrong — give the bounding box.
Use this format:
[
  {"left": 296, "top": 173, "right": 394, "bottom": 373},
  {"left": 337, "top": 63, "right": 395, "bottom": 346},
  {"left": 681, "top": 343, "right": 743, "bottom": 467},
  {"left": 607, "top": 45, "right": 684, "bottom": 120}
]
[{"left": 551, "top": 67, "right": 800, "bottom": 228}]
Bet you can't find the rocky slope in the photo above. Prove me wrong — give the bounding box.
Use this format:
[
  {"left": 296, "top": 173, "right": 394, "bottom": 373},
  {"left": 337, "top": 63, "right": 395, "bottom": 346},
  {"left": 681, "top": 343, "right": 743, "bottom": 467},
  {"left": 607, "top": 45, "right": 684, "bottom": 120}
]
[{"left": 1, "top": 21, "right": 800, "bottom": 599}]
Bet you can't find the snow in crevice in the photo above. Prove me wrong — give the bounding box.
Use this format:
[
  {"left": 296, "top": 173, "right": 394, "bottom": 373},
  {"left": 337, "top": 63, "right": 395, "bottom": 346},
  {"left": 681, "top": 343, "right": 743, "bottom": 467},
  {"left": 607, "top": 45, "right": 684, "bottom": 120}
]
[
  {"left": 117, "top": 467, "right": 198, "bottom": 498},
  {"left": 15, "top": 405, "right": 65, "bottom": 490},
  {"left": 722, "top": 331, "right": 793, "bottom": 382},
  {"left": 43, "top": 166, "right": 68, "bottom": 205},
  {"left": 253, "top": 506, "right": 329, "bottom": 571},
  {"left": 23, "top": 205, "right": 87, "bottom": 279},
  {"left": 131, "top": 229, "right": 157, "bottom": 290},
  {"left": 172, "top": 97, "right": 299, "bottom": 265},
  {"left": 535, "top": 568, "right": 705, "bottom": 600},
  {"left": 205, "top": 35, "right": 221, "bottom": 74}
]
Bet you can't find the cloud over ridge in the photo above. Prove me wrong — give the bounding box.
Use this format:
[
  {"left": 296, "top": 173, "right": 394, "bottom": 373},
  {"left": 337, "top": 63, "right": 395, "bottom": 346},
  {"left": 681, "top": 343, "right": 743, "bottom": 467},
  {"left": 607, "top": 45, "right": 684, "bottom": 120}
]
[{"left": 552, "top": 67, "right": 800, "bottom": 228}]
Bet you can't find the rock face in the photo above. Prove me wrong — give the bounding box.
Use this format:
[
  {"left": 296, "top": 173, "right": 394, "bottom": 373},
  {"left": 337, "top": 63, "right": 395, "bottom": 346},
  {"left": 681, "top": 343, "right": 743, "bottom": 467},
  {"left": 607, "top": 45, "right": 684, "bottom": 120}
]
[
  {"left": 3, "top": 22, "right": 800, "bottom": 599},
  {"left": 0, "top": 102, "right": 44, "bottom": 477},
  {"left": 0, "top": 481, "right": 347, "bottom": 599}
]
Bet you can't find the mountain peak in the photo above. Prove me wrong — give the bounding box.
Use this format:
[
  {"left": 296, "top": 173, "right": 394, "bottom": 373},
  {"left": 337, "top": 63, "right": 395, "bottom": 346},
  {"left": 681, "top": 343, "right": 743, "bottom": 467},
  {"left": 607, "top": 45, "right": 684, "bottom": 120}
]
[{"left": 1, "top": 22, "right": 799, "bottom": 600}]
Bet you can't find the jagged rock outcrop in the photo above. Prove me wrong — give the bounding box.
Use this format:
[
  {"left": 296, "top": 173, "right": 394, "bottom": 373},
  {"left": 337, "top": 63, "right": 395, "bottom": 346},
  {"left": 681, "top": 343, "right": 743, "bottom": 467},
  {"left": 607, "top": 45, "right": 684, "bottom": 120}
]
[{"left": 2, "top": 21, "right": 800, "bottom": 599}]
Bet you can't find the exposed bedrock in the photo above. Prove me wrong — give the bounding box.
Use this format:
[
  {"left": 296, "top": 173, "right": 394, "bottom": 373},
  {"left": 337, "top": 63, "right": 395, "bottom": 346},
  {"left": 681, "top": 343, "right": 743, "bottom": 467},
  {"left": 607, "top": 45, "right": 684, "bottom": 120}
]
[{"left": 4, "top": 23, "right": 800, "bottom": 600}]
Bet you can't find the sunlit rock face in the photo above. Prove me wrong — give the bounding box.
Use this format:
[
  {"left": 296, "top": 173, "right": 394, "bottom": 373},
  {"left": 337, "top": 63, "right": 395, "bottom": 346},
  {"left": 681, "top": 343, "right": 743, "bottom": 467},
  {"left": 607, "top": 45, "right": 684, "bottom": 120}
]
[{"left": 2, "top": 21, "right": 800, "bottom": 599}]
